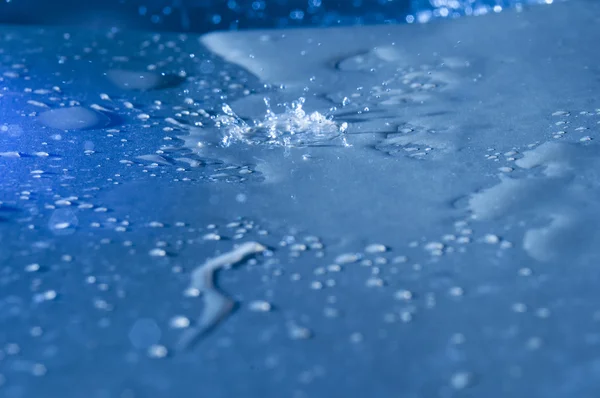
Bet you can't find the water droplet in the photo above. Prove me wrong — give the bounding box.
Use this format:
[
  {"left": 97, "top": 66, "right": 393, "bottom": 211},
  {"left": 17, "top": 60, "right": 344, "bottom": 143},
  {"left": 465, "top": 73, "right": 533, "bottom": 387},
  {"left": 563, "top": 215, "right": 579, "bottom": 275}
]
[
  {"left": 335, "top": 253, "right": 360, "bottom": 264},
  {"left": 365, "top": 243, "right": 387, "bottom": 253},
  {"left": 149, "top": 248, "right": 167, "bottom": 257},
  {"left": 169, "top": 316, "right": 190, "bottom": 329},
  {"left": 38, "top": 107, "right": 110, "bottom": 130},
  {"left": 287, "top": 323, "right": 312, "bottom": 340},
  {"left": 248, "top": 300, "right": 272, "bottom": 312},
  {"left": 147, "top": 344, "right": 168, "bottom": 358},
  {"left": 450, "top": 371, "right": 473, "bottom": 389}
]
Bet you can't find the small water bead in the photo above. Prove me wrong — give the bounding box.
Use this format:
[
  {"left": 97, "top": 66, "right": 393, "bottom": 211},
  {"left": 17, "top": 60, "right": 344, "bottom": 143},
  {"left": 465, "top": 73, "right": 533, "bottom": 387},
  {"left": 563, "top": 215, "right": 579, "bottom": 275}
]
[
  {"left": 309, "top": 242, "right": 325, "bottom": 250},
  {"left": 184, "top": 287, "right": 200, "bottom": 297},
  {"left": 451, "top": 371, "right": 474, "bottom": 390},
  {"left": 535, "top": 308, "right": 551, "bottom": 318},
  {"left": 53, "top": 222, "right": 71, "bottom": 230},
  {"left": 314, "top": 267, "right": 326, "bottom": 275},
  {"left": 483, "top": 234, "right": 500, "bottom": 244},
  {"left": 374, "top": 257, "right": 387, "bottom": 265},
  {"left": 393, "top": 256, "right": 408, "bottom": 263},
  {"left": 450, "top": 333, "right": 466, "bottom": 345},
  {"left": 248, "top": 300, "right": 272, "bottom": 312},
  {"left": 287, "top": 323, "right": 312, "bottom": 340},
  {"left": 365, "top": 243, "right": 387, "bottom": 253},
  {"left": 526, "top": 337, "right": 543, "bottom": 350},
  {"left": 30, "top": 326, "right": 43, "bottom": 337},
  {"left": 290, "top": 243, "right": 307, "bottom": 251},
  {"left": 149, "top": 248, "right": 166, "bottom": 257},
  {"left": 335, "top": 253, "right": 360, "bottom": 264},
  {"left": 147, "top": 344, "right": 168, "bottom": 358},
  {"left": 169, "top": 316, "right": 190, "bottom": 329},
  {"left": 400, "top": 311, "right": 413, "bottom": 323},
  {"left": 323, "top": 307, "right": 339, "bottom": 318},
  {"left": 365, "top": 277, "right": 384, "bottom": 287},
  {"left": 500, "top": 240, "right": 513, "bottom": 249},
  {"left": 424, "top": 241, "right": 444, "bottom": 251},
  {"left": 5, "top": 344, "right": 20, "bottom": 355},
  {"left": 25, "top": 263, "right": 41, "bottom": 272},
  {"left": 34, "top": 290, "right": 57, "bottom": 303},
  {"left": 203, "top": 233, "right": 221, "bottom": 240},
  {"left": 349, "top": 333, "right": 364, "bottom": 343},
  {"left": 394, "top": 289, "right": 413, "bottom": 301},
  {"left": 32, "top": 363, "right": 48, "bottom": 377},
  {"left": 310, "top": 281, "right": 323, "bottom": 290},
  {"left": 518, "top": 267, "right": 532, "bottom": 276}
]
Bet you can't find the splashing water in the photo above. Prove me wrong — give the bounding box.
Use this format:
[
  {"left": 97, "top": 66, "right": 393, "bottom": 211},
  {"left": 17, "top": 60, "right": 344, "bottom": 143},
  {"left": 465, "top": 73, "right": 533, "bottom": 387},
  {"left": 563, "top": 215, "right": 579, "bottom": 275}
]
[{"left": 214, "top": 97, "right": 349, "bottom": 147}]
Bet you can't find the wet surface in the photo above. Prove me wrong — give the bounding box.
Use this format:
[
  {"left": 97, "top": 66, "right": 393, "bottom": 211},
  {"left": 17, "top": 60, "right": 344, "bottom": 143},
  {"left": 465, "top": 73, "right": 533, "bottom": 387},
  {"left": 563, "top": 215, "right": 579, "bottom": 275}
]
[{"left": 2, "top": 1, "right": 600, "bottom": 397}]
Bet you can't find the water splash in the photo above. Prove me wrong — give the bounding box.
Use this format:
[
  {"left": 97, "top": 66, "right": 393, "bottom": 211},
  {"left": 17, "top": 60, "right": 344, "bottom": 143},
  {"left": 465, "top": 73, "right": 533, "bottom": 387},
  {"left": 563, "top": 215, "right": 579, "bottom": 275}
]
[{"left": 214, "top": 97, "right": 348, "bottom": 147}]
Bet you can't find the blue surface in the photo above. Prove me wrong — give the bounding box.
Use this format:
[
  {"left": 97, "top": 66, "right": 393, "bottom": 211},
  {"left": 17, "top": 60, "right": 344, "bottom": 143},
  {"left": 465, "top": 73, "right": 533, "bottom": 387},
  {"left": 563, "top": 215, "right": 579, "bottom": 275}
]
[{"left": 3, "top": 0, "right": 600, "bottom": 397}]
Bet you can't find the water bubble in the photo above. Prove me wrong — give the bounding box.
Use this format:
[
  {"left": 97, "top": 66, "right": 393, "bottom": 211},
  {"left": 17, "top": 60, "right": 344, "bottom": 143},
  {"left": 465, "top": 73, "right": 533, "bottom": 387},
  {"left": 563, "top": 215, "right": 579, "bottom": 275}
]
[
  {"left": 38, "top": 107, "right": 110, "bottom": 130},
  {"left": 128, "top": 318, "right": 161, "bottom": 349}
]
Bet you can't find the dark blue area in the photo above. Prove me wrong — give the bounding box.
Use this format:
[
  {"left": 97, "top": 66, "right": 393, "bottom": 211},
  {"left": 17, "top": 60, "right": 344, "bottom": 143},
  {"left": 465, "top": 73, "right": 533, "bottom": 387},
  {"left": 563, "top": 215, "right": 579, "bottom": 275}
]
[
  {"left": 0, "top": 0, "right": 412, "bottom": 32},
  {"left": 0, "top": 0, "right": 546, "bottom": 32}
]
